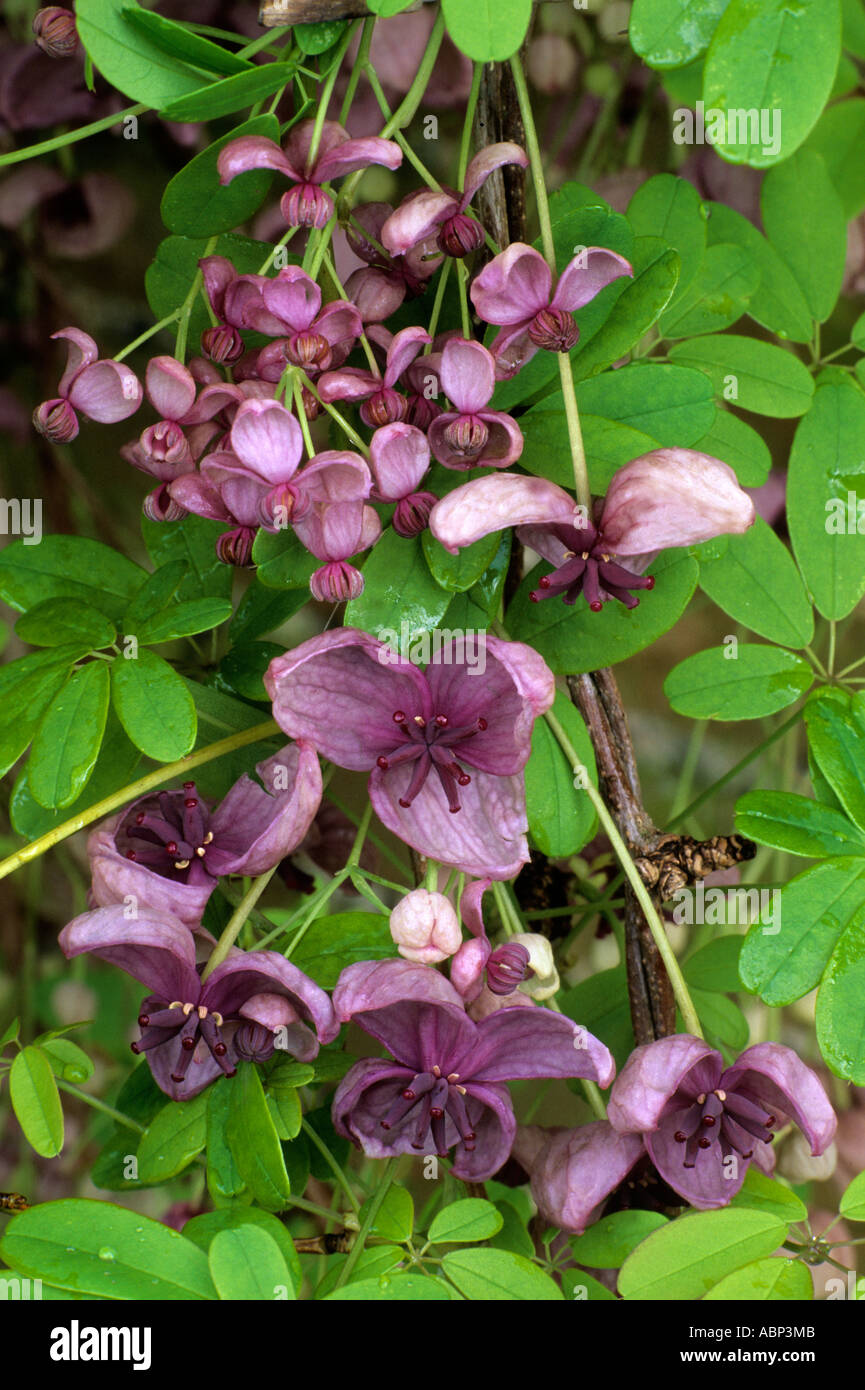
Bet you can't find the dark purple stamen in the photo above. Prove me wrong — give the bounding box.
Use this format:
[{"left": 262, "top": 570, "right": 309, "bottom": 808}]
[
  {"left": 381, "top": 1067, "right": 476, "bottom": 1156},
  {"left": 376, "top": 709, "right": 487, "bottom": 814},
  {"left": 672, "top": 1087, "right": 777, "bottom": 1170},
  {"left": 529, "top": 520, "right": 656, "bottom": 611},
  {"left": 132, "top": 999, "right": 236, "bottom": 1081},
  {"left": 117, "top": 782, "right": 216, "bottom": 881}
]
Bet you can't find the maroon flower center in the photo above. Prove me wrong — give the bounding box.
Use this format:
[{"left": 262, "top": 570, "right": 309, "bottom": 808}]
[
  {"left": 359, "top": 387, "right": 408, "bottom": 429},
  {"left": 376, "top": 709, "right": 487, "bottom": 814},
  {"left": 529, "top": 520, "right": 655, "bottom": 611},
  {"left": 119, "top": 783, "right": 215, "bottom": 882},
  {"left": 527, "top": 306, "right": 580, "bottom": 352},
  {"left": 442, "top": 414, "right": 490, "bottom": 459},
  {"left": 380, "top": 1064, "right": 477, "bottom": 1156},
  {"left": 437, "top": 213, "right": 485, "bottom": 259},
  {"left": 286, "top": 331, "right": 332, "bottom": 371},
  {"left": 672, "top": 1088, "right": 777, "bottom": 1168},
  {"left": 132, "top": 999, "right": 237, "bottom": 1084}
]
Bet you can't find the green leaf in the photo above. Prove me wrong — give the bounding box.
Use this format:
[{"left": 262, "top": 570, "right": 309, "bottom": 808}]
[
  {"left": 142, "top": 513, "right": 233, "bottom": 602},
  {"left": 145, "top": 233, "right": 276, "bottom": 350},
  {"left": 315, "top": 1244, "right": 405, "bottom": 1298},
  {"left": 346, "top": 530, "right": 452, "bottom": 645},
  {"left": 730, "top": 1166, "right": 808, "bottom": 1223},
  {"left": 0, "top": 647, "right": 87, "bottom": 766},
  {"left": 361, "top": 1184, "right": 413, "bottom": 1243},
  {"left": 325, "top": 1273, "right": 451, "bottom": 1300},
  {"left": 162, "top": 114, "right": 279, "bottom": 238},
  {"left": 704, "top": 200, "right": 812, "bottom": 343},
  {"left": 136, "top": 598, "right": 232, "bottom": 646},
  {"left": 205, "top": 1077, "right": 246, "bottom": 1203},
  {"left": 161, "top": 62, "right": 297, "bottom": 124},
  {"left": 704, "top": 1257, "right": 813, "bottom": 1300},
  {"left": 28, "top": 661, "right": 110, "bottom": 808},
  {"left": 627, "top": 174, "right": 706, "bottom": 308},
  {"left": 666, "top": 644, "right": 811, "bottom": 720},
  {"left": 691, "top": 409, "right": 770, "bottom": 487},
  {"left": 0, "top": 535, "right": 145, "bottom": 620},
  {"left": 618, "top": 1207, "right": 788, "bottom": 1300},
  {"left": 39, "top": 1039, "right": 93, "bottom": 1085},
  {"left": 442, "top": 1247, "right": 564, "bottom": 1300},
  {"left": 559, "top": 967, "right": 635, "bottom": 1072},
  {"left": 702, "top": 0, "right": 842, "bottom": 166},
  {"left": 137, "top": 1095, "right": 208, "bottom": 1183},
  {"left": 421, "top": 526, "right": 501, "bottom": 593},
  {"left": 226, "top": 1062, "right": 292, "bottom": 1212},
  {"left": 0, "top": 1199, "right": 216, "bottom": 1300},
  {"left": 230, "top": 581, "right": 308, "bottom": 642},
  {"left": 251, "top": 525, "right": 318, "bottom": 590},
  {"left": 840, "top": 1170, "right": 865, "bottom": 1221},
  {"left": 76, "top": 0, "right": 217, "bottom": 107},
  {"left": 427, "top": 1199, "right": 504, "bottom": 1246},
  {"left": 698, "top": 518, "right": 814, "bottom": 647},
  {"left": 525, "top": 690, "right": 597, "bottom": 857},
  {"left": 788, "top": 380, "right": 865, "bottom": 620},
  {"left": 816, "top": 902, "right": 865, "bottom": 1081},
  {"left": 739, "top": 858, "right": 865, "bottom": 1005},
  {"left": 15, "top": 599, "right": 115, "bottom": 650},
  {"left": 735, "top": 790, "right": 865, "bottom": 858},
  {"left": 805, "top": 689, "right": 865, "bottom": 831},
  {"left": 802, "top": 97, "right": 865, "bottom": 218},
  {"left": 572, "top": 247, "right": 681, "bottom": 379},
  {"left": 683, "top": 935, "right": 743, "bottom": 993},
  {"left": 294, "top": 19, "right": 349, "bottom": 53},
  {"left": 10, "top": 1047, "right": 63, "bottom": 1157},
  {"left": 208, "top": 1225, "right": 293, "bottom": 1301},
  {"left": 668, "top": 335, "right": 815, "bottom": 417},
  {"left": 11, "top": 708, "right": 141, "bottom": 841},
  {"left": 761, "top": 151, "right": 847, "bottom": 322},
  {"left": 120, "top": 6, "right": 253, "bottom": 76},
  {"left": 510, "top": 548, "right": 698, "bottom": 674},
  {"left": 658, "top": 243, "right": 759, "bottom": 339},
  {"left": 267, "top": 1087, "right": 302, "bottom": 1142},
  {"left": 629, "top": 0, "right": 730, "bottom": 68},
  {"left": 111, "top": 648, "right": 197, "bottom": 760},
  {"left": 218, "top": 640, "right": 282, "bottom": 701},
  {"left": 0, "top": 1017, "right": 20, "bottom": 1049},
  {"left": 366, "top": 0, "right": 417, "bottom": 13},
  {"left": 274, "top": 910, "right": 393, "bottom": 988},
  {"left": 183, "top": 1205, "right": 300, "bottom": 1291},
  {"left": 519, "top": 405, "right": 659, "bottom": 492},
  {"left": 575, "top": 363, "right": 716, "bottom": 444},
  {"left": 441, "top": 0, "right": 532, "bottom": 61},
  {"left": 689, "top": 987, "right": 750, "bottom": 1052},
  {"left": 569, "top": 1210, "right": 669, "bottom": 1269},
  {"left": 562, "top": 1269, "right": 617, "bottom": 1300}
]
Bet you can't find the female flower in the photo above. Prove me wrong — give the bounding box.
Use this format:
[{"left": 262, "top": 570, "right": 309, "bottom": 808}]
[
  {"left": 512, "top": 1123, "right": 646, "bottom": 1234},
  {"left": 265, "top": 627, "right": 554, "bottom": 878},
  {"left": 332, "top": 958, "right": 615, "bottom": 1180},
  {"left": 60, "top": 907, "right": 338, "bottom": 1101}
]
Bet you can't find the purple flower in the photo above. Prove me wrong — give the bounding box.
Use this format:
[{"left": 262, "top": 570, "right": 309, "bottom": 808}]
[
  {"left": 427, "top": 338, "right": 523, "bottom": 470},
  {"left": 120, "top": 356, "right": 198, "bottom": 485},
  {"left": 512, "top": 1122, "right": 646, "bottom": 1234},
  {"left": 450, "top": 877, "right": 549, "bottom": 1002},
  {"left": 32, "top": 7, "right": 79, "bottom": 59},
  {"left": 345, "top": 201, "right": 440, "bottom": 323},
  {"left": 429, "top": 452, "right": 756, "bottom": 611},
  {"left": 33, "top": 327, "right": 142, "bottom": 442},
  {"left": 369, "top": 422, "right": 436, "bottom": 537},
  {"left": 381, "top": 144, "right": 529, "bottom": 259},
  {"left": 59, "top": 907, "right": 338, "bottom": 1100},
  {"left": 318, "top": 325, "right": 431, "bottom": 427},
  {"left": 88, "top": 744, "right": 322, "bottom": 928},
  {"left": 470, "top": 242, "right": 633, "bottom": 378},
  {"left": 608, "top": 1036, "right": 837, "bottom": 1210},
  {"left": 332, "top": 958, "right": 615, "bottom": 1180},
  {"left": 265, "top": 628, "right": 554, "bottom": 879},
  {"left": 217, "top": 120, "right": 403, "bottom": 230},
  {"left": 297, "top": 495, "right": 382, "bottom": 603}
]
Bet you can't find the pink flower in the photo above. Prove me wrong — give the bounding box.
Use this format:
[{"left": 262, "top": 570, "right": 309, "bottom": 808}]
[
  {"left": 265, "top": 628, "right": 554, "bottom": 879},
  {"left": 318, "top": 324, "right": 431, "bottom": 428},
  {"left": 470, "top": 242, "right": 632, "bottom": 378},
  {"left": 217, "top": 119, "right": 403, "bottom": 230},
  {"left": 512, "top": 1122, "right": 645, "bottom": 1234},
  {"left": 429, "top": 450, "right": 756, "bottom": 611},
  {"left": 427, "top": 338, "right": 523, "bottom": 470},
  {"left": 345, "top": 201, "right": 440, "bottom": 323},
  {"left": 381, "top": 144, "right": 529, "bottom": 259},
  {"left": 33, "top": 327, "right": 142, "bottom": 441},
  {"left": 368, "top": 423, "right": 436, "bottom": 537},
  {"left": 120, "top": 356, "right": 197, "bottom": 484}
]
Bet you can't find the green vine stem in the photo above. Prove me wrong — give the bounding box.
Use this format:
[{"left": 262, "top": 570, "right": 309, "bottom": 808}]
[
  {"left": 201, "top": 866, "right": 279, "bottom": 982},
  {"left": 333, "top": 1154, "right": 400, "bottom": 1288}
]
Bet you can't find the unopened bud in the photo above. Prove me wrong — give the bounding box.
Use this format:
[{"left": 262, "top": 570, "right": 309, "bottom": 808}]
[
  {"left": 390, "top": 889, "right": 462, "bottom": 965},
  {"left": 486, "top": 942, "right": 532, "bottom": 995},
  {"left": 143, "top": 483, "right": 187, "bottom": 523},
  {"left": 359, "top": 387, "right": 408, "bottom": 429},
  {"left": 299, "top": 385, "right": 322, "bottom": 421},
  {"left": 309, "top": 560, "right": 364, "bottom": 603},
  {"left": 201, "top": 324, "right": 244, "bottom": 364},
  {"left": 437, "top": 213, "right": 485, "bottom": 259},
  {"left": 216, "top": 525, "right": 256, "bottom": 567},
  {"left": 527, "top": 34, "right": 579, "bottom": 94},
  {"left": 280, "top": 182, "right": 333, "bottom": 230},
  {"left": 234, "top": 1021, "right": 276, "bottom": 1063},
  {"left": 405, "top": 394, "right": 443, "bottom": 430},
  {"left": 527, "top": 307, "right": 579, "bottom": 353},
  {"left": 33, "top": 7, "right": 78, "bottom": 58},
  {"left": 286, "top": 331, "right": 332, "bottom": 371},
  {"left": 776, "top": 1130, "right": 838, "bottom": 1184},
  {"left": 510, "top": 933, "right": 559, "bottom": 999},
  {"left": 393, "top": 490, "right": 437, "bottom": 537},
  {"left": 140, "top": 420, "right": 191, "bottom": 467},
  {"left": 33, "top": 397, "right": 78, "bottom": 442}
]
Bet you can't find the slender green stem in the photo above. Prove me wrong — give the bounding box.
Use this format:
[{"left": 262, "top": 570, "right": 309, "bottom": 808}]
[
  {"left": 805, "top": 645, "right": 829, "bottom": 680},
  {"left": 257, "top": 228, "right": 294, "bottom": 276},
  {"left": 114, "top": 311, "right": 181, "bottom": 363},
  {"left": 828, "top": 621, "right": 837, "bottom": 677},
  {"left": 56, "top": 1080, "right": 145, "bottom": 1135},
  {"left": 340, "top": 18, "right": 374, "bottom": 126},
  {"left": 302, "top": 1119, "right": 361, "bottom": 1216},
  {"left": 380, "top": 13, "right": 445, "bottom": 138},
  {"left": 666, "top": 709, "right": 802, "bottom": 831},
  {"left": 321, "top": 250, "right": 379, "bottom": 374},
  {"left": 201, "top": 868, "right": 278, "bottom": 982},
  {"left": 307, "top": 21, "right": 360, "bottom": 168},
  {"left": 175, "top": 235, "right": 218, "bottom": 362},
  {"left": 0, "top": 720, "right": 279, "bottom": 883},
  {"left": 0, "top": 103, "right": 147, "bottom": 168},
  {"left": 545, "top": 708, "right": 703, "bottom": 1038},
  {"left": 293, "top": 375, "right": 317, "bottom": 457},
  {"left": 334, "top": 1156, "right": 400, "bottom": 1288},
  {"left": 458, "top": 64, "right": 483, "bottom": 188},
  {"left": 557, "top": 352, "right": 591, "bottom": 508},
  {"left": 838, "top": 652, "right": 865, "bottom": 679},
  {"left": 298, "top": 371, "right": 369, "bottom": 454},
  {"left": 425, "top": 259, "right": 452, "bottom": 345},
  {"left": 456, "top": 259, "right": 471, "bottom": 339}
]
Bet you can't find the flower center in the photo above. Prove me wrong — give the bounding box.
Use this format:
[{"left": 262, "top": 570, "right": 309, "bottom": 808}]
[
  {"left": 119, "top": 783, "right": 215, "bottom": 881},
  {"left": 132, "top": 999, "right": 237, "bottom": 1084},
  {"left": 527, "top": 306, "right": 580, "bottom": 353},
  {"left": 442, "top": 414, "right": 490, "bottom": 459},
  {"left": 380, "top": 1064, "right": 477, "bottom": 1156},
  {"left": 672, "top": 1088, "right": 778, "bottom": 1168},
  {"left": 375, "top": 709, "right": 488, "bottom": 814},
  {"left": 529, "top": 522, "right": 655, "bottom": 611}
]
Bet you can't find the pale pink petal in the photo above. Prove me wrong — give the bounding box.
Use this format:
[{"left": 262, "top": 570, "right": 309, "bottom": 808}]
[
  {"left": 429, "top": 472, "right": 576, "bottom": 553},
  {"left": 168, "top": 472, "right": 232, "bottom": 522},
  {"left": 438, "top": 337, "right": 495, "bottom": 414},
  {"left": 552, "top": 248, "right": 633, "bottom": 312},
  {"left": 229, "top": 398, "right": 303, "bottom": 483},
  {"left": 470, "top": 243, "right": 550, "bottom": 325},
  {"left": 145, "top": 356, "right": 196, "bottom": 421},
  {"left": 315, "top": 299, "right": 363, "bottom": 347},
  {"left": 384, "top": 324, "right": 431, "bottom": 388},
  {"left": 380, "top": 188, "right": 458, "bottom": 255},
  {"left": 488, "top": 323, "right": 539, "bottom": 379},
  {"left": 217, "top": 135, "right": 299, "bottom": 185},
  {"left": 317, "top": 367, "right": 378, "bottom": 403},
  {"left": 52, "top": 326, "right": 98, "bottom": 396},
  {"left": 369, "top": 422, "right": 430, "bottom": 499},
  {"left": 461, "top": 142, "right": 529, "bottom": 207},
  {"left": 262, "top": 266, "right": 321, "bottom": 332},
  {"left": 315, "top": 135, "right": 403, "bottom": 183},
  {"left": 599, "top": 448, "right": 756, "bottom": 556},
  {"left": 295, "top": 450, "right": 371, "bottom": 503},
  {"left": 68, "top": 360, "right": 142, "bottom": 423}
]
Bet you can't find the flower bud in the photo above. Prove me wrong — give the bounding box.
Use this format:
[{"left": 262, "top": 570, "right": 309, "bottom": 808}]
[
  {"left": 442, "top": 414, "right": 489, "bottom": 459},
  {"left": 33, "top": 7, "right": 78, "bottom": 58},
  {"left": 201, "top": 324, "right": 244, "bottom": 364},
  {"left": 486, "top": 942, "right": 532, "bottom": 995},
  {"left": 405, "top": 393, "right": 443, "bottom": 431},
  {"left": 286, "top": 331, "right": 332, "bottom": 371},
  {"left": 528, "top": 307, "right": 580, "bottom": 352},
  {"left": 280, "top": 183, "right": 333, "bottom": 230},
  {"left": 259, "top": 480, "right": 308, "bottom": 531},
  {"left": 216, "top": 525, "right": 256, "bottom": 567},
  {"left": 390, "top": 889, "right": 462, "bottom": 965},
  {"left": 776, "top": 1129, "right": 838, "bottom": 1184},
  {"left": 143, "top": 483, "right": 187, "bottom": 523},
  {"left": 437, "top": 213, "right": 485, "bottom": 259},
  {"left": 140, "top": 420, "right": 191, "bottom": 467},
  {"left": 527, "top": 34, "right": 579, "bottom": 94},
  {"left": 234, "top": 1021, "right": 276, "bottom": 1063},
  {"left": 300, "top": 385, "right": 322, "bottom": 421},
  {"left": 33, "top": 396, "right": 78, "bottom": 442},
  {"left": 511, "top": 933, "right": 559, "bottom": 1000},
  {"left": 393, "top": 490, "right": 437, "bottom": 537},
  {"left": 359, "top": 387, "right": 408, "bottom": 429},
  {"left": 309, "top": 560, "right": 364, "bottom": 603}
]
